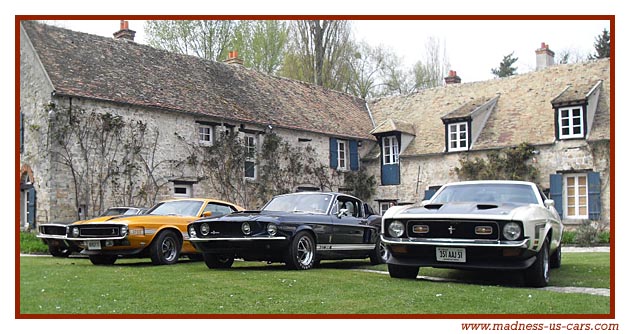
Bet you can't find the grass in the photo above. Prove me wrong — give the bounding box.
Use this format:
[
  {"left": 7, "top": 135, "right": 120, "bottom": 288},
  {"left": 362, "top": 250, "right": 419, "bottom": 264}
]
[
  {"left": 20, "top": 231, "right": 48, "bottom": 254},
  {"left": 18, "top": 252, "right": 610, "bottom": 316}
]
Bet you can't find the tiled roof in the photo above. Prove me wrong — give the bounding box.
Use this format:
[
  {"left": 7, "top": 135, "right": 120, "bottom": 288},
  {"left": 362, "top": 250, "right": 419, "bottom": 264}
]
[
  {"left": 368, "top": 59, "right": 610, "bottom": 155},
  {"left": 21, "top": 21, "right": 374, "bottom": 140},
  {"left": 370, "top": 118, "right": 416, "bottom": 135}
]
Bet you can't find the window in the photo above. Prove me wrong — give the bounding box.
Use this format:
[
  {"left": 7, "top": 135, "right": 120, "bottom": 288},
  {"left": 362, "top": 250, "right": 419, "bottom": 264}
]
[
  {"left": 564, "top": 174, "right": 588, "bottom": 218},
  {"left": 448, "top": 122, "right": 468, "bottom": 151},
  {"left": 558, "top": 106, "right": 584, "bottom": 139},
  {"left": 173, "top": 183, "right": 192, "bottom": 198},
  {"left": 203, "top": 203, "right": 235, "bottom": 217},
  {"left": 244, "top": 135, "right": 257, "bottom": 179},
  {"left": 379, "top": 201, "right": 396, "bottom": 215},
  {"left": 337, "top": 140, "right": 348, "bottom": 171},
  {"left": 382, "top": 136, "right": 399, "bottom": 165},
  {"left": 198, "top": 125, "right": 213, "bottom": 145}
]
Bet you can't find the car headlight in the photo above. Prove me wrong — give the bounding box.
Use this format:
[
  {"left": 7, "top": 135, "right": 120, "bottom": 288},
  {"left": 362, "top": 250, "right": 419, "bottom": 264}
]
[
  {"left": 388, "top": 220, "right": 405, "bottom": 238},
  {"left": 120, "top": 226, "right": 128, "bottom": 236},
  {"left": 503, "top": 222, "right": 522, "bottom": 241},
  {"left": 267, "top": 223, "right": 277, "bottom": 236},
  {"left": 72, "top": 227, "right": 80, "bottom": 237},
  {"left": 188, "top": 226, "right": 197, "bottom": 238},
  {"left": 242, "top": 222, "right": 251, "bottom": 235},
  {"left": 200, "top": 223, "right": 210, "bottom": 236}
]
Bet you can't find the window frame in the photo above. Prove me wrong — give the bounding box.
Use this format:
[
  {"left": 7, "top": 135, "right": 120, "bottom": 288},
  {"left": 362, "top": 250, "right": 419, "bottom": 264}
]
[
  {"left": 382, "top": 135, "right": 399, "bottom": 165},
  {"left": 447, "top": 121, "right": 469, "bottom": 152},
  {"left": 173, "top": 183, "right": 192, "bottom": 198},
  {"left": 244, "top": 134, "right": 257, "bottom": 180},
  {"left": 337, "top": 140, "right": 348, "bottom": 171},
  {"left": 558, "top": 106, "right": 585, "bottom": 139},
  {"left": 198, "top": 125, "right": 214, "bottom": 145},
  {"left": 563, "top": 173, "right": 589, "bottom": 219}
]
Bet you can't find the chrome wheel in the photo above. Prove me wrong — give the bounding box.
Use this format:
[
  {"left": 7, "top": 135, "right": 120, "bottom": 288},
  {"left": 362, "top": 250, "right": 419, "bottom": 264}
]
[
  {"left": 161, "top": 237, "right": 178, "bottom": 262},
  {"left": 296, "top": 235, "right": 314, "bottom": 266}
]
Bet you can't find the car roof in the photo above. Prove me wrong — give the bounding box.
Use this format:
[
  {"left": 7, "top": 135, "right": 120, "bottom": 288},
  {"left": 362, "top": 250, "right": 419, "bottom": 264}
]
[
  {"left": 159, "top": 198, "right": 244, "bottom": 208},
  {"left": 273, "top": 192, "right": 360, "bottom": 201},
  {"left": 443, "top": 180, "right": 536, "bottom": 187}
]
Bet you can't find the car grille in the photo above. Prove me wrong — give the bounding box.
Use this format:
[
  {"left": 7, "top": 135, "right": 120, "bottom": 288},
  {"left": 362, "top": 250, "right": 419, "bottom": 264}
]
[
  {"left": 406, "top": 220, "right": 499, "bottom": 240},
  {"left": 197, "top": 221, "right": 265, "bottom": 238},
  {"left": 40, "top": 225, "right": 66, "bottom": 236},
  {"left": 78, "top": 225, "right": 121, "bottom": 238}
]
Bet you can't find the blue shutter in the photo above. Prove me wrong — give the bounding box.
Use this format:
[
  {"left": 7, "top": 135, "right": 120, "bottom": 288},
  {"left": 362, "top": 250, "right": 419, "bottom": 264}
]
[
  {"left": 587, "top": 172, "right": 601, "bottom": 220},
  {"left": 549, "top": 174, "right": 563, "bottom": 219},
  {"left": 329, "top": 138, "right": 338, "bottom": 169},
  {"left": 349, "top": 140, "right": 359, "bottom": 171},
  {"left": 27, "top": 187, "right": 36, "bottom": 227}
]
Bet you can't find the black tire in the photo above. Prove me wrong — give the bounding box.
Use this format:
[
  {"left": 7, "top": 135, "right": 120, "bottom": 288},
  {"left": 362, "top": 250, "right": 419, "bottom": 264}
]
[
  {"left": 49, "top": 245, "right": 72, "bottom": 258},
  {"left": 524, "top": 239, "right": 550, "bottom": 287},
  {"left": 285, "top": 231, "right": 316, "bottom": 270},
  {"left": 369, "top": 238, "right": 390, "bottom": 265},
  {"left": 89, "top": 254, "right": 117, "bottom": 265},
  {"left": 149, "top": 230, "right": 181, "bottom": 265},
  {"left": 203, "top": 253, "right": 235, "bottom": 269},
  {"left": 388, "top": 263, "right": 419, "bottom": 279},
  {"left": 550, "top": 243, "right": 562, "bottom": 269}
]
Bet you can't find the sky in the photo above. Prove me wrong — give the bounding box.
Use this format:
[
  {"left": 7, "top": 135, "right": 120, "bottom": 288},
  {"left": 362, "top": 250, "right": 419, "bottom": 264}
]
[
  {"left": 48, "top": 19, "right": 609, "bottom": 83},
  {"left": 6, "top": 0, "right": 628, "bottom": 333}
]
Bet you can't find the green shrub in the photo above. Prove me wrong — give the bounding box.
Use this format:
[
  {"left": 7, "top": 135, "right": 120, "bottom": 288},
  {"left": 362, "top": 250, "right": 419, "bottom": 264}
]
[
  {"left": 20, "top": 231, "right": 48, "bottom": 254},
  {"left": 597, "top": 230, "right": 610, "bottom": 244},
  {"left": 562, "top": 230, "right": 576, "bottom": 245}
]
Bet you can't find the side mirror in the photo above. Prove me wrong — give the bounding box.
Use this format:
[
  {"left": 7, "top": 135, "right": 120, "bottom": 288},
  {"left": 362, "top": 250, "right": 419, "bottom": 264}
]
[
  {"left": 202, "top": 211, "right": 213, "bottom": 217},
  {"left": 337, "top": 208, "right": 348, "bottom": 218},
  {"left": 544, "top": 199, "right": 555, "bottom": 208}
]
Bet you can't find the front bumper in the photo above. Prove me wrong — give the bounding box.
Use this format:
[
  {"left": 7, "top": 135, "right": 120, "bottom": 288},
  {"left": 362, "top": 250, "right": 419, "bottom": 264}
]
[{"left": 382, "top": 236, "right": 536, "bottom": 270}]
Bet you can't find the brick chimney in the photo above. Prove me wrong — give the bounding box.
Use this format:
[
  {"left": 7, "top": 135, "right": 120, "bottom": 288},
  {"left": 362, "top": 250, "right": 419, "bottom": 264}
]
[
  {"left": 224, "top": 50, "right": 244, "bottom": 65},
  {"left": 444, "top": 70, "right": 461, "bottom": 84},
  {"left": 113, "top": 20, "right": 136, "bottom": 41},
  {"left": 535, "top": 42, "right": 555, "bottom": 70}
]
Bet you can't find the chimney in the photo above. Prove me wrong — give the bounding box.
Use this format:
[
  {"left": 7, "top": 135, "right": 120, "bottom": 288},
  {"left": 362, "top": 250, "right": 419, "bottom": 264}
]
[
  {"left": 444, "top": 70, "right": 461, "bottom": 84},
  {"left": 224, "top": 50, "right": 244, "bottom": 65},
  {"left": 113, "top": 20, "right": 136, "bottom": 41},
  {"left": 535, "top": 42, "right": 555, "bottom": 70}
]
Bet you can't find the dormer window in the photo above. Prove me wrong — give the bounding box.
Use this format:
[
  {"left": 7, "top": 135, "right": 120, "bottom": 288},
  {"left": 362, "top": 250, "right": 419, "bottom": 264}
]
[
  {"left": 382, "top": 136, "right": 399, "bottom": 165},
  {"left": 558, "top": 106, "right": 585, "bottom": 139},
  {"left": 447, "top": 122, "right": 469, "bottom": 152}
]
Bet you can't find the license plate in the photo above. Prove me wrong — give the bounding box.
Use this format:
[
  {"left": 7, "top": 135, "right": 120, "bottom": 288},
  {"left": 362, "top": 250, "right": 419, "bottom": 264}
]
[
  {"left": 87, "top": 240, "right": 101, "bottom": 250},
  {"left": 436, "top": 247, "right": 466, "bottom": 263}
]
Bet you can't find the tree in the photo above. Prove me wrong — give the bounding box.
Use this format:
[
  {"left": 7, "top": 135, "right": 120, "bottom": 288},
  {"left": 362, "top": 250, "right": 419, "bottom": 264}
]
[
  {"left": 231, "top": 20, "right": 289, "bottom": 75},
  {"left": 491, "top": 52, "right": 518, "bottom": 78},
  {"left": 379, "top": 52, "right": 415, "bottom": 96},
  {"left": 590, "top": 29, "right": 610, "bottom": 59},
  {"left": 280, "top": 20, "right": 354, "bottom": 90},
  {"left": 145, "top": 20, "right": 235, "bottom": 61},
  {"left": 412, "top": 37, "right": 450, "bottom": 90}
]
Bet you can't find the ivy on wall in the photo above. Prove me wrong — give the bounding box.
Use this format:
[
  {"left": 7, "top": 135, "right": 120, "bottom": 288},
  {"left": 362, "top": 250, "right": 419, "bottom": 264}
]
[{"left": 455, "top": 142, "right": 540, "bottom": 182}]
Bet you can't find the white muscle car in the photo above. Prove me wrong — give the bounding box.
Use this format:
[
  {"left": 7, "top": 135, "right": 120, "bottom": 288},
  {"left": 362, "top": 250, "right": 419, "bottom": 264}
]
[{"left": 381, "top": 180, "right": 563, "bottom": 287}]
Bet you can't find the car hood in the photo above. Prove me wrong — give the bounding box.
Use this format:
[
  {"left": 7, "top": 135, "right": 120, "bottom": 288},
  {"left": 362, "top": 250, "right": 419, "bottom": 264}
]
[
  {"left": 388, "top": 202, "right": 531, "bottom": 220},
  {"left": 195, "top": 210, "right": 324, "bottom": 224},
  {"left": 71, "top": 214, "right": 194, "bottom": 226}
]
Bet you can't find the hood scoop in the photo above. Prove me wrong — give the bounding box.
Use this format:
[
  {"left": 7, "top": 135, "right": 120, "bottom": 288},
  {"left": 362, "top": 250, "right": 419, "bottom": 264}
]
[
  {"left": 476, "top": 204, "right": 499, "bottom": 210},
  {"left": 423, "top": 203, "right": 444, "bottom": 210}
]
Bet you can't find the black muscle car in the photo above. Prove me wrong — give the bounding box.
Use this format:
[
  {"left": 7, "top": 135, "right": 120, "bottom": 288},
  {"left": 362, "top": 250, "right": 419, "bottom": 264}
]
[{"left": 188, "top": 192, "right": 388, "bottom": 270}]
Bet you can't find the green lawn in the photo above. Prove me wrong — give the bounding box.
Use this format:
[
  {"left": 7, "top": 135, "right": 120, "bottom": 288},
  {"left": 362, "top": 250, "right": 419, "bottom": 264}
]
[{"left": 18, "top": 252, "right": 610, "bottom": 316}]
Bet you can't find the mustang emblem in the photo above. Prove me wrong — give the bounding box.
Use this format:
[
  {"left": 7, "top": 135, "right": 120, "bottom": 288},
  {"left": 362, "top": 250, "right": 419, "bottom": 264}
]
[
  {"left": 210, "top": 230, "right": 220, "bottom": 235},
  {"left": 448, "top": 225, "right": 456, "bottom": 235}
]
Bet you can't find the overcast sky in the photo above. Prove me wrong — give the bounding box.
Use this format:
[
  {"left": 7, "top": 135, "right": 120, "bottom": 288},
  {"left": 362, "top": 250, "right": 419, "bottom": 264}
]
[{"left": 48, "top": 18, "right": 609, "bottom": 83}]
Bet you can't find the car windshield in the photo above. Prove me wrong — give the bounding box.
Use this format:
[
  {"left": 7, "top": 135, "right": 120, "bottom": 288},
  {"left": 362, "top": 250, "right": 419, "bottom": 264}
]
[
  {"left": 101, "top": 208, "right": 137, "bottom": 216},
  {"left": 262, "top": 193, "right": 333, "bottom": 214},
  {"left": 432, "top": 183, "right": 539, "bottom": 205},
  {"left": 147, "top": 200, "right": 204, "bottom": 217}
]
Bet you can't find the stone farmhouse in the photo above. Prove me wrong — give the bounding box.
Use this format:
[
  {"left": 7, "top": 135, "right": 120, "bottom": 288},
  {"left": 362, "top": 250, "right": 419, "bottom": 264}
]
[{"left": 19, "top": 21, "right": 611, "bottom": 231}]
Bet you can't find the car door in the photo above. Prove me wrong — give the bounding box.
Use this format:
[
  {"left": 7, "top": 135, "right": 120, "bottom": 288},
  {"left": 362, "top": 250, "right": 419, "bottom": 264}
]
[{"left": 331, "top": 196, "right": 370, "bottom": 245}]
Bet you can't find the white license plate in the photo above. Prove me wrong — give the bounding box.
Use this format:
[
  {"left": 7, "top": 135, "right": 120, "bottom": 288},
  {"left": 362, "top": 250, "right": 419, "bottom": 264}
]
[
  {"left": 436, "top": 247, "right": 466, "bottom": 263},
  {"left": 87, "top": 240, "right": 101, "bottom": 250}
]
